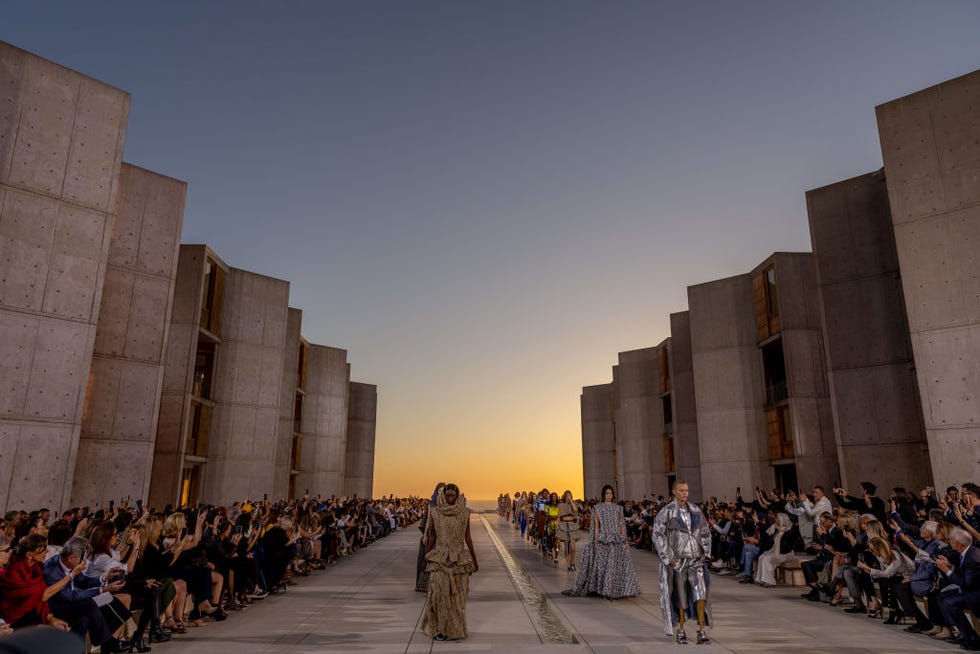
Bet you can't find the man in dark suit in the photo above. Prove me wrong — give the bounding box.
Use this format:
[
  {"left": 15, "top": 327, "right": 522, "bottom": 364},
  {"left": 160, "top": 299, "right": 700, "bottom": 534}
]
[
  {"left": 937, "top": 527, "right": 980, "bottom": 650},
  {"left": 801, "top": 512, "right": 850, "bottom": 601},
  {"left": 42, "top": 536, "right": 129, "bottom": 654}
]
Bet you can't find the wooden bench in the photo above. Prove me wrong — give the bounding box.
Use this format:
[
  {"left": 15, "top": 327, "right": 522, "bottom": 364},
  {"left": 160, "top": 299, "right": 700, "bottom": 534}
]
[{"left": 776, "top": 558, "right": 806, "bottom": 586}]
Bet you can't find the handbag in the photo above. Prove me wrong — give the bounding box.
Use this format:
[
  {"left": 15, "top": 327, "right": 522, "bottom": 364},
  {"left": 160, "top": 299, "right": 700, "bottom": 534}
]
[{"left": 98, "top": 596, "right": 133, "bottom": 633}]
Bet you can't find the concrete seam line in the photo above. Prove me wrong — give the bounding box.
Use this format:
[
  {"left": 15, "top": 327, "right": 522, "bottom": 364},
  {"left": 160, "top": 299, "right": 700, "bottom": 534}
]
[{"left": 478, "top": 515, "right": 578, "bottom": 646}]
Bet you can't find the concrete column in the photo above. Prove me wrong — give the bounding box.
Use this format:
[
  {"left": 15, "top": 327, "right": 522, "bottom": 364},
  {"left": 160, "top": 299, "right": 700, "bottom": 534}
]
[
  {"left": 806, "top": 171, "right": 931, "bottom": 492},
  {"left": 203, "top": 268, "right": 289, "bottom": 506},
  {"left": 0, "top": 42, "right": 129, "bottom": 511},
  {"left": 768, "top": 253, "right": 839, "bottom": 491},
  {"left": 71, "top": 164, "right": 186, "bottom": 506},
  {"left": 688, "top": 275, "right": 771, "bottom": 500},
  {"left": 669, "top": 311, "right": 703, "bottom": 499},
  {"left": 615, "top": 347, "right": 666, "bottom": 500},
  {"left": 299, "top": 345, "right": 349, "bottom": 498},
  {"left": 876, "top": 69, "right": 980, "bottom": 488},
  {"left": 344, "top": 382, "right": 377, "bottom": 499},
  {"left": 147, "top": 244, "right": 218, "bottom": 509},
  {"left": 581, "top": 383, "right": 616, "bottom": 501},
  {"left": 273, "top": 308, "right": 302, "bottom": 499}
]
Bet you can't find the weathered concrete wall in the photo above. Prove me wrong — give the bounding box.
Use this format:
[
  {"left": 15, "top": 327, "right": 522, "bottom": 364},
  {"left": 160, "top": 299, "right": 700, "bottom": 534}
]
[
  {"left": 273, "top": 308, "right": 302, "bottom": 499},
  {"left": 299, "top": 345, "right": 349, "bottom": 498},
  {"left": 0, "top": 42, "right": 129, "bottom": 511},
  {"left": 581, "top": 383, "right": 616, "bottom": 500},
  {"left": 876, "top": 70, "right": 980, "bottom": 488},
  {"left": 806, "top": 171, "right": 931, "bottom": 492},
  {"left": 147, "top": 244, "right": 215, "bottom": 508},
  {"left": 689, "top": 275, "right": 771, "bottom": 499},
  {"left": 768, "top": 253, "right": 839, "bottom": 490},
  {"left": 344, "top": 381, "right": 377, "bottom": 499},
  {"left": 615, "top": 347, "right": 666, "bottom": 500},
  {"left": 669, "top": 311, "right": 703, "bottom": 499},
  {"left": 72, "top": 164, "right": 185, "bottom": 506},
  {"left": 203, "top": 268, "right": 289, "bottom": 505}
]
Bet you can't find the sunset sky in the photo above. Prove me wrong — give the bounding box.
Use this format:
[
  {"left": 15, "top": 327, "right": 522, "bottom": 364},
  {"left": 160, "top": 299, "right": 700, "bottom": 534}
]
[{"left": 5, "top": 1, "right": 980, "bottom": 500}]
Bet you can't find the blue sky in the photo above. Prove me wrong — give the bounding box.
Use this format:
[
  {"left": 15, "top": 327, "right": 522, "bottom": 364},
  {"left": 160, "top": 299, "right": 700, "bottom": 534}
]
[{"left": 5, "top": 1, "right": 979, "bottom": 496}]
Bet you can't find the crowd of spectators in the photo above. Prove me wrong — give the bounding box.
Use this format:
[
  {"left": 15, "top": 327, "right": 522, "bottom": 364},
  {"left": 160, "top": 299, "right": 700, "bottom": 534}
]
[
  {"left": 502, "top": 479, "right": 980, "bottom": 650},
  {"left": 0, "top": 495, "right": 425, "bottom": 653}
]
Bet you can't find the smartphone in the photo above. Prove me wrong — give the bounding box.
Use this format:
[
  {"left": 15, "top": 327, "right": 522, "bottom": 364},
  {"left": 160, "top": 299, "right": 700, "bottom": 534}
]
[
  {"left": 263, "top": 493, "right": 268, "bottom": 501},
  {"left": 235, "top": 525, "right": 243, "bottom": 535},
  {"left": 109, "top": 499, "right": 114, "bottom": 510},
  {"left": 136, "top": 499, "right": 143, "bottom": 512},
  {"left": 179, "top": 527, "right": 187, "bottom": 540}
]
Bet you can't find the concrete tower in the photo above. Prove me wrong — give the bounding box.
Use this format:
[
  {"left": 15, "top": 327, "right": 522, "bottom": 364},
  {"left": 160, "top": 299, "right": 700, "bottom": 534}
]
[
  {"left": 876, "top": 70, "right": 980, "bottom": 488},
  {"left": 0, "top": 42, "right": 129, "bottom": 511}
]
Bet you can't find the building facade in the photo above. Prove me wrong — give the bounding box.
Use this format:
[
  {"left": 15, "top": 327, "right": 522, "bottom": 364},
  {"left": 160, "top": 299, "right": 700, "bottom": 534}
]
[
  {"left": 876, "top": 70, "right": 980, "bottom": 490},
  {"left": 72, "top": 164, "right": 186, "bottom": 507},
  {"left": 0, "top": 41, "right": 379, "bottom": 512},
  {"left": 668, "top": 311, "right": 702, "bottom": 498},
  {"left": 344, "top": 382, "right": 378, "bottom": 499},
  {"left": 583, "top": 68, "right": 980, "bottom": 500},
  {"left": 0, "top": 42, "right": 130, "bottom": 511},
  {"left": 581, "top": 383, "right": 617, "bottom": 500},
  {"left": 806, "top": 170, "right": 931, "bottom": 493}
]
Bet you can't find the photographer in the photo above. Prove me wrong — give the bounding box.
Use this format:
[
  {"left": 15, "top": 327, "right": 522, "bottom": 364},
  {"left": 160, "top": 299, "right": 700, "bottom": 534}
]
[
  {"left": 833, "top": 482, "right": 887, "bottom": 525},
  {"left": 890, "top": 519, "right": 942, "bottom": 634},
  {"left": 784, "top": 486, "right": 832, "bottom": 550},
  {"left": 43, "top": 537, "right": 130, "bottom": 653}
]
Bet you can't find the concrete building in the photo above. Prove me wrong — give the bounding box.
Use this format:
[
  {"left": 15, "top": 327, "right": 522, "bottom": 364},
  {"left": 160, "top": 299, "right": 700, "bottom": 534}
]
[
  {"left": 274, "top": 308, "right": 307, "bottom": 500},
  {"left": 0, "top": 42, "right": 130, "bottom": 511},
  {"left": 298, "top": 345, "right": 350, "bottom": 498},
  {"left": 806, "top": 171, "right": 931, "bottom": 492},
  {"left": 72, "top": 164, "right": 186, "bottom": 507},
  {"left": 203, "top": 268, "right": 290, "bottom": 506},
  {"left": 581, "top": 383, "right": 617, "bottom": 500},
  {"left": 668, "top": 311, "right": 703, "bottom": 498},
  {"left": 615, "top": 346, "right": 670, "bottom": 500},
  {"left": 0, "top": 41, "right": 381, "bottom": 512},
  {"left": 149, "top": 245, "right": 230, "bottom": 508},
  {"left": 876, "top": 70, "right": 980, "bottom": 488},
  {"left": 749, "top": 252, "right": 838, "bottom": 493},
  {"left": 688, "top": 274, "right": 769, "bottom": 500},
  {"left": 344, "top": 381, "right": 378, "bottom": 499}
]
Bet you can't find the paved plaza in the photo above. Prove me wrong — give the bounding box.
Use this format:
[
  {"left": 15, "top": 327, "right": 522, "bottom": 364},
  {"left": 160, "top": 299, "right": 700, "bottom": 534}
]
[{"left": 160, "top": 515, "right": 954, "bottom": 653}]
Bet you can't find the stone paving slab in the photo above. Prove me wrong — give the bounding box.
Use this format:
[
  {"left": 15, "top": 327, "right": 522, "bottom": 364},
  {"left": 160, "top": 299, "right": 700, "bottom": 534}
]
[{"left": 143, "top": 515, "right": 957, "bottom": 653}]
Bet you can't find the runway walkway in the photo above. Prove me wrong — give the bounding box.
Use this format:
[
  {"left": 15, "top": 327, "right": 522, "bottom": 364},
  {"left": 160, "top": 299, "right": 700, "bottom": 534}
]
[{"left": 161, "top": 514, "right": 955, "bottom": 653}]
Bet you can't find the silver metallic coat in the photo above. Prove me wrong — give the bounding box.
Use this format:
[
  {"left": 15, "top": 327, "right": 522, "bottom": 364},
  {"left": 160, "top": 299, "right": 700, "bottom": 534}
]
[{"left": 652, "top": 500, "right": 712, "bottom": 635}]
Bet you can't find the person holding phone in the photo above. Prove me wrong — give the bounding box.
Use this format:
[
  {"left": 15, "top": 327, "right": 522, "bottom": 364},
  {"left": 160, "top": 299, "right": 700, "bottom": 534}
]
[
  {"left": 0, "top": 534, "right": 73, "bottom": 632},
  {"left": 784, "top": 486, "right": 833, "bottom": 549},
  {"left": 43, "top": 536, "right": 131, "bottom": 653},
  {"left": 834, "top": 482, "right": 887, "bottom": 524}
]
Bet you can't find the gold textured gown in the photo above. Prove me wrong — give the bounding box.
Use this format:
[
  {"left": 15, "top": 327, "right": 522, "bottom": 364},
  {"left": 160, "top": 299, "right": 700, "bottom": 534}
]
[{"left": 421, "top": 502, "right": 474, "bottom": 639}]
